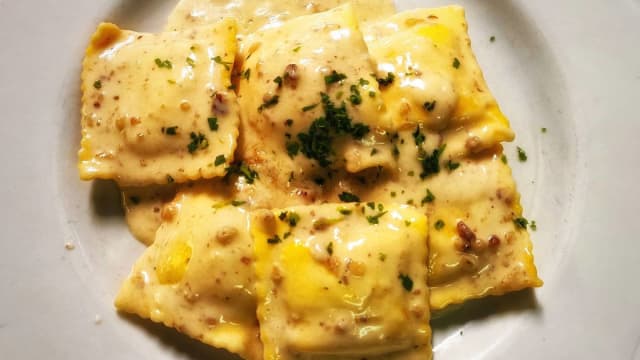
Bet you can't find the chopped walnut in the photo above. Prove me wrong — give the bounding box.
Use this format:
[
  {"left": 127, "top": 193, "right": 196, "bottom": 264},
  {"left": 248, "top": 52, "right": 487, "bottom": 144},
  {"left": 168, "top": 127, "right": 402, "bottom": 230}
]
[
  {"left": 216, "top": 226, "right": 238, "bottom": 245},
  {"left": 284, "top": 64, "right": 299, "bottom": 89}
]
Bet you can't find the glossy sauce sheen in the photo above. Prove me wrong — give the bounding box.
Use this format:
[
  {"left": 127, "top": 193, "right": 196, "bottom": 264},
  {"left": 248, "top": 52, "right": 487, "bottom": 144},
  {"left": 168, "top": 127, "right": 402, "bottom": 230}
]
[
  {"left": 251, "top": 203, "right": 431, "bottom": 359},
  {"left": 79, "top": 21, "right": 239, "bottom": 186}
]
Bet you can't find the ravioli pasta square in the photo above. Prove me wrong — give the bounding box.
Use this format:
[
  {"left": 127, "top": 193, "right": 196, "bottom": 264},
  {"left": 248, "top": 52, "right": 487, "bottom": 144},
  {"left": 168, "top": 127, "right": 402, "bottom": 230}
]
[
  {"left": 423, "top": 151, "right": 542, "bottom": 309},
  {"left": 251, "top": 203, "right": 432, "bottom": 360},
  {"left": 114, "top": 185, "right": 262, "bottom": 360},
  {"left": 366, "top": 6, "right": 514, "bottom": 158},
  {"left": 238, "top": 4, "right": 395, "bottom": 181},
  {"left": 79, "top": 20, "right": 239, "bottom": 186}
]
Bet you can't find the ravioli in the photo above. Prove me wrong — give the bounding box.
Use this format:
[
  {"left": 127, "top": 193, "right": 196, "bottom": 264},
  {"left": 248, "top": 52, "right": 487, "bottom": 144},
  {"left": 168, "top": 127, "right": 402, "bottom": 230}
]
[
  {"left": 114, "top": 184, "right": 262, "bottom": 359},
  {"left": 366, "top": 6, "right": 514, "bottom": 158},
  {"left": 251, "top": 203, "right": 431, "bottom": 359},
  {"left": 325, "top": 127, "right": 542, "bottom": 309},
  {"left": 79, "top": 20, "right": 239, "bottom": 186},
  {"left": 166, "top": 0, "right": 396, "bottom": 34}
]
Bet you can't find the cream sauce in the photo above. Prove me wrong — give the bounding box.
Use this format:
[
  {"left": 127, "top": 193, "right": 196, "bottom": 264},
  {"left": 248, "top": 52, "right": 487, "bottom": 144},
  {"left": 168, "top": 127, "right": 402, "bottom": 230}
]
[
  {"left": 115, "top": 183, "right": 262, "bottom": 360},
  {"left": 79, "top": 21, "right": 239, "bottom": 186},
  {"left": 252, "top": 203, "right": 431, "bottom": 359},
  {"left": 166, "top": 0, "right": 396, "bottom": 34}
]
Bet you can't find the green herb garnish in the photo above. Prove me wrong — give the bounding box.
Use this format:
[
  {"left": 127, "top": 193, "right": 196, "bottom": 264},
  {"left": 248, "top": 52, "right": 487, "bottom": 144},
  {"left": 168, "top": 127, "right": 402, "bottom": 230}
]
[
  {"left": 376, "top": 72, "right": 395, "bottom": 87},
  {"left": 208, "top": 117, "right": 219, "bottom": 131},
  {"left": 419, "top": 144, "right": 446, "bottom": 179},
  {"left": 434, "top": 219, "right": 445, "bottom": 230},
  {"left": 324, "top": 70, "right": 347, "bottom": 85},
  {"left": 187, "top": 132, "right": 209, "bottom": 153},
  {"left": 423, "top": 100, "right": 436, "bottom": 112},
  {"left": 421, "top": 189, "right": 435, "bottom": 205},
  {"left": 366, "top": 211, "right": 387, "bottom": 225},
  {"left": 453, "top": 57, "right": 461, "bottom": 69},
  {"left": 258, "top": 95, "right": 279, "bottom": 113},
  {"left": 214, "top": 154, "right": 226, "bottom": 166},
  {"left": 338, "top": 192, "right": 360, "bottom": 203},
  {"left": 517, "top": 146, "right": 528, "bottom": 162},
  {"left": 398, "top": 274, "right": 413, "bottom": 292},
  {"left": 155, "top": 58, "right": 172, "bottom": 69},
  {"left": 212, "top": 55, "right": 231, "bottom": 70}
]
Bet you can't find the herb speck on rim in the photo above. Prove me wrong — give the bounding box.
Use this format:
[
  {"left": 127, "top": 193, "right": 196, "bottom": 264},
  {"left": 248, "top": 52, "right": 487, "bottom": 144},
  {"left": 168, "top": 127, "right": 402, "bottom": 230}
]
[
  {"left": 517, "top": 146, "right": 528, "bottom": 162},
  {"left": 453, "top": 57, "right": 461, "bottom": 69}
]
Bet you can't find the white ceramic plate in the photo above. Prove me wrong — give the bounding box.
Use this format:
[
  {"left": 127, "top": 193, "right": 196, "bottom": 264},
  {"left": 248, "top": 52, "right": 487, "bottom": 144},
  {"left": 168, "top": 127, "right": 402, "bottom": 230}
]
[{"left": 1, "top": 0, "right": 639, "bottom": 359}]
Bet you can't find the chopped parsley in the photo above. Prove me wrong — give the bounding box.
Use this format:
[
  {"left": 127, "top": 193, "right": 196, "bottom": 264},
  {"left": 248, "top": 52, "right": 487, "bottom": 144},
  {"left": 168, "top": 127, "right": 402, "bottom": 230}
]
[
  {"left": 338, "top": 207, "right": 352, "bottom": 215},
  {"left": 517, "top": 146, "right": 528, "bottom": 162},
  {"left": 187, "top": 132, "right": 209, "bottom": 153},
  {"left": 293, "top": 45, "right": 302, "bottom": 52},
  {"left": 349, "top": 84, "right": 362, "bottom": 105},
  {"left": 419, "top": 144, "right": 446, "bottom": 179},
  {"left": 398, "top": 274, "right": 413, "bottom": 292},
  {"left": 208, "top": 117, "right": 219, "bottom": 131},
  {"left": 258, "top": 95, "right": 279, "bottom": 113},
  {"left": 541, "top": 127, "right": 547, "bottom": 133},
  {"left": 225, "top": 162, "right": 259, "bottom": 184},
  {"left": 369, "top": 91, "right": 376, "bottom": 98},
  {"left": 453, "top": 57, "right": 461, "bottom": 69},
  {"left": 446, "top": 159, "right": 460, "bottom": 171},
  {"left": 212, "top": 55, "right": 231, "bottom": 70},
  {"left": 339, "top": 192, "right": 360, "bottom": 203},
  {"left": 490, "top": 35, "right": 496, "bottom": 42},
  {"left": 326, "top": 242, "right": 334, "bottom": 255},
  {"left": 324, "top": 70, "right": 347, "bottom": 85},
  {"left": 231, "top": 200, "right": 246, "bottom": 206},
  {"left": 302, "top": 103, "right": 318, "bottom": 112},
  {"left": 287, "top": 212, "right": 300, "bottom": 226},
  {"left": 434, "top": 219, "right": 445, "bottom": 230},
  {"left": 530, "top": 220, "right": 537, "bottom": 231},
  {"left": 366, "top": 202, "right": 375, "bottom": 210},
  {"left": 93, "top": 80, "right": 102, "bottom": 89},
  {"left": 370, "top": 148, "right": 378, "bottom": 156},
  {"left": 358, "top": 78, "right": 369, "bottom": 86},
  {"left": 297, "top": 93, "right": 369, "bottom": 167},
  {"left": 423, "top": 100, "right": 436, "bottom": 112},
  {"left": 286, "top": 141, "right": 300, "bottom": 157},
  {"left": 267, "top": 235, "right": 282, "bottom": 244},
  {"left": 514, "top": 217, "right": 529, "bottom": 229},
  {"left": 154, "top": 58, "right": 172, "bottom": 69},
  {"left": 376, "top": 72, "right": 395, "bottom": 87},
  {"left": 421, "top": 189, "right": 435, "bottom": 205},
  {"left": 164, "top": 126, "right": 178, "bottom": 135},
  {"left": 166, "top": 174, "right": 174, "bottom": 183},
  {"left": 243, "top": 68, "right": 251, "bottom": 80},
  {"left": 186, "top": 57, "right": 196, "bottom": 67},
  {"left": 285, "top": 119, "right": 294, "bottom": 127},
  {"left": 366, "top": 211, "right": 387, "bottom": 225},
  {"left": 412, "top": 126, "right": 425, "bottom": 145},
  {"left": 214, "top": 154, "right": 226, "bottom": 166},
  {"left": 274, "top": 75, "right": 283, "bottom": 88},
  {"left": 501, "top": 154, "right": 508, "bottom": 164}
]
